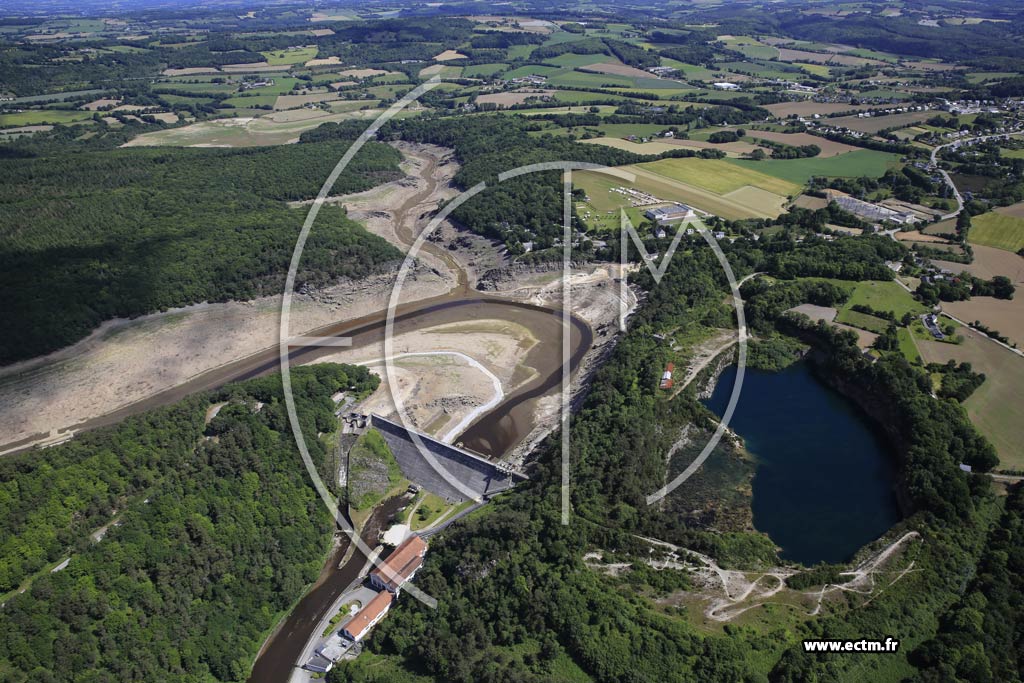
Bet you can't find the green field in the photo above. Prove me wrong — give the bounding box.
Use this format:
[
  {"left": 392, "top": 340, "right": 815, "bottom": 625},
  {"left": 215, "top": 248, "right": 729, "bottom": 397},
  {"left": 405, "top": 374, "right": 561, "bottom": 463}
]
[
  {"left": 661, "top": 58, "right": 717, "bottom": 81},
  {"left": 636, "top": 157, "right": 801, "bottom": 197},
  {"left": 221, "top": 94, "right": 278, "bottom": 108},
  {"left": 575, "top": 160, "right": 790, "bottom": 222},
  {"left": 897, "top": 327, "right": 922, "bottom": 363},
  {"left": 965, "top": 72, "right": 1017, "bottom": 84},
  {"left": 463, "top": 62, "right": 508, "bottom": 77},
  {"left": 835, "top": 309, "right": 890, "bottom": 334},
  {"left": 727, "top": 149, "right": 900, "bottom": 186},
  {"left": 504, "top": 64, "right": 564, "bottom": 79},
  {"left": 545, "top": 53, "right": 614, "bottom": 68},
  {"left": 507, "top": 44, "right": 538, "bottom": 60},
  {"left": 549, "top": 70, "right": 636, "bottom": 88},
  {"left": 795, "top": 62, "right": 832, "bottom": 77},
  {"left": 261, "top": 46, "right": 318, "bottom": 65},
  {"left": 968, "top": 211, "right": 1024, "bottom": 252},
  {"left": 153, "top": 81, "right": 237, "bottom": 95},
  {"left": 158, "top": 93, "right": 217, "bottom": 106},
  {"left": 845, "top": 280, "right": 927, "bottom": 319},
  {"left": 548, "top": 89, "right": 636, "bottom": 104},
  {"left": 718, "top": 36, "right": 779, "bottom": 60},
  {"left": 0, "top": 110, "right": 95, "bottom": 127}
]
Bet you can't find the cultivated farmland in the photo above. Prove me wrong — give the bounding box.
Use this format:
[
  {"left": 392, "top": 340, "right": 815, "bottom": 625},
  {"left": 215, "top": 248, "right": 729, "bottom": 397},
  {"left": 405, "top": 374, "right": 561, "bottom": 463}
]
[
  {"left": 845, "top": 280, "right": 927, "bottom": 319},
  {"left": 931, "top": 244, "right": 1024, "bottom": 284},
  {"left": 764, "top": 101, "right": 875, "bottom": 118},
  {"left": 635, "top": 157, "right": 800, "bottom": 197},
  {"left": 743, "top": 130, "right": 858, "bottom": 157},
  {"left": 917, "top": 331, "right": 1024, "bottom": 470},
  {"left": 261, "top": 46, "right": 318, "bottom": 65},
  {"left": 575, "top": 160, "right": 793, "bottom": 222},
  {"left": 121, "top": 106, "right": 383, "bottom": 147},
  {"left": 727, "top": 149, "right": 899, "bottom": 185},
  {"left": 581, "top": 62, "right": 664, "bottom": 79},
  {"left": 943, "top": 296, "right": 1024, "bottom": 347},
  {"left": 969, "top": 207, "right": 1024, "bottom": 252},
  {"left": 827, "top": 111, "right": 933, "bottom": 134},
  {"left": 0, "top": 110, "right": 95, "bottom": 127},
  {"left": 776, "top": 47, "right": 885, "bottom": 66},
  {"left": 476, "top": 90, "right": 555, "bottom": 107}
]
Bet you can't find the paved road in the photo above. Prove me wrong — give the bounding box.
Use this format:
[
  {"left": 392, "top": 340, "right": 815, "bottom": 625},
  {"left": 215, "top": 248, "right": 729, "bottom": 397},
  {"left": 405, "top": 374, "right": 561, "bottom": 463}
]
[
  {"left": 418, "top": 500, "right": 485, "bottom": 539},
  {"left": 290, "top": 583, "right": 378, "bottom": 683},
  {"left": 930, "top": 134, "right": 1009, "bottom": 220}
]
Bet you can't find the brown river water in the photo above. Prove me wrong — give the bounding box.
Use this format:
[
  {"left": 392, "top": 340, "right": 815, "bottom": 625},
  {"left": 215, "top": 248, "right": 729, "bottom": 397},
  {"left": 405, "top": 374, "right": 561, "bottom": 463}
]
[{"left": 241, "top": 292, "right": 590, "bottom": 683}]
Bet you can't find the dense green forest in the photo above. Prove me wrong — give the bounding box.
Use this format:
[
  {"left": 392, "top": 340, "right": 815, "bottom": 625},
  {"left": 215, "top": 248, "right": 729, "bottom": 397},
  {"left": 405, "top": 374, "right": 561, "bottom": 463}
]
[
  {"left": 0, "top": 364, "right": 376, "bottom": 681},
  {"left": 0, "top": 140, "right": 403, "bottom": 365},
  {"left": 910, "top": 484, "right": 1024, "bottom": 682}
]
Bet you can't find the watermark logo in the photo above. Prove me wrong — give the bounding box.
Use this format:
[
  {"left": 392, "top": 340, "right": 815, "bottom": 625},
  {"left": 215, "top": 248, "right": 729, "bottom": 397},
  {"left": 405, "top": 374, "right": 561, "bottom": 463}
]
[{"left": 280, "top": 80, "right": 746, "bottom": 606}]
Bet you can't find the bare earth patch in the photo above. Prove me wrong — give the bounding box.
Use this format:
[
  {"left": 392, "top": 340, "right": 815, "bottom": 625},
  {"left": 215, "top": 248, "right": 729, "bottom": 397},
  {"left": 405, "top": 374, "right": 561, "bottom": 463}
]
[
  {"left": 943, "top": 297, "right": 1024, "bottom": 347},
  {"left": 433, "top": 50, "right": 468, "bottom": 61},
  {"left": 895, "top": 231, "right": 953, "bottom": 244},
  {"left": 305, "top": 56, "right": 342, "bottom": 67},
  {"left": 321, "top": 320, "right": 536, "bottom": 441},
  {"left": 0, "top": 269, "right": 450, "bottom": 453},
  {"left": 932, "top": 244, "right": 1024, "bottom": 284},
  {"left": 161, "top": 67, "right": 219, "bottom": 76},
  {"left": 995, "top": 200, "right": 1024, "bottom": 219},
  {"left": 792, "top": 194, "right": 828, "bottom": 210},
  {"left": 273, "top": 92, "right": 341, "bottom": 110},
  {"left": 336, "top": 68, "right": 390, "bottom": 79}
]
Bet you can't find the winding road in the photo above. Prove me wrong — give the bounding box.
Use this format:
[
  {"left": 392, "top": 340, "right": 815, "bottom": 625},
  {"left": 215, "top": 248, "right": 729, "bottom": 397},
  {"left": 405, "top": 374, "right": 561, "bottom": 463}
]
[{"left": 930, "top": 133, "right": 1011, "bottom": 220}]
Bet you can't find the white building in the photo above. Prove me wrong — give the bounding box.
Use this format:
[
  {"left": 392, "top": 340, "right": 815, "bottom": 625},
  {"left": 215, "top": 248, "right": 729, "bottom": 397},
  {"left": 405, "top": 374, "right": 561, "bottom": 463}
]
[{"left": 645, "top": 203, "right": 696, "bottom": 224}]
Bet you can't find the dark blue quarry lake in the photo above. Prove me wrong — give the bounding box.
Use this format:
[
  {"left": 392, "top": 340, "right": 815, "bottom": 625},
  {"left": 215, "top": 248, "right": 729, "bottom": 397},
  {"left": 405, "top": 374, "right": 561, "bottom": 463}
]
[{"left": 703, "top": 361, "right": 900, "bottom": 566}]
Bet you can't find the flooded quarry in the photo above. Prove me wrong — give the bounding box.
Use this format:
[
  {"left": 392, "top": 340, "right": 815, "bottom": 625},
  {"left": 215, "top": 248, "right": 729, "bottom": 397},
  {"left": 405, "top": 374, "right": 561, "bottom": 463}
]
[{"left": 704, "top": 362, "right": 900, "bottom": 565}]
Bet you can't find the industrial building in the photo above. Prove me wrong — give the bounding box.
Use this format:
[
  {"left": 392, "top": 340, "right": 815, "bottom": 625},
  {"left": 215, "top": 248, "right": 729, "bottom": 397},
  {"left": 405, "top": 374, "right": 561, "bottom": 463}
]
[
  {"left": 645, "top": 203, "right": 696, "bottom": 224},
  {"left": 342, "top": 591, "right": 395, "bottom": 641},
  {"left": 369, "top": 535, "right": 428, "bottom": 595},
  {"left": 826, "top": 191, "right": 918, "bottom": 225}
]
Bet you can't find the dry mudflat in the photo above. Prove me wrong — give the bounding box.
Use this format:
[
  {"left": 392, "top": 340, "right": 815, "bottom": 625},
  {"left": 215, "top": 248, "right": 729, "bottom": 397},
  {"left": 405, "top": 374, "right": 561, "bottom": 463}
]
[{"left": 0, "top": 144, "right": 459, "bottom": 452}]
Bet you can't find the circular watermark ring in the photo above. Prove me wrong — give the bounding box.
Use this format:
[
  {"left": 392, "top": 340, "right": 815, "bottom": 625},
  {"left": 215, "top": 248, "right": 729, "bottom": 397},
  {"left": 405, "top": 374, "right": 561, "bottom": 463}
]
[{"left": 280, "top": 83, "right": 747, "bottom": 607}]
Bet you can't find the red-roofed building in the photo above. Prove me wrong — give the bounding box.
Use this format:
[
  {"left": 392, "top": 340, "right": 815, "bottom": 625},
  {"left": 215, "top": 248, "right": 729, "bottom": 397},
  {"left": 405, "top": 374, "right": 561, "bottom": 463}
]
[
  {"left": 659, "top": 362, "right": 675, "bottom": 389},
  {"left": 342, "top": 591, "right": 394, "bottom": 641},
  {"left": 369, "top": 535, "right": 427, "bottom": 595}
]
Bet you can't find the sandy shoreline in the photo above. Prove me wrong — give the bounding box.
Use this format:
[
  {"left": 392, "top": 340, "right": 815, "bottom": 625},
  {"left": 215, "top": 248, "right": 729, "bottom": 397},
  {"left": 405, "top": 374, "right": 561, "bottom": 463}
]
[{"left": 0, "top": 268, "right": 450, "bottom": 452}]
